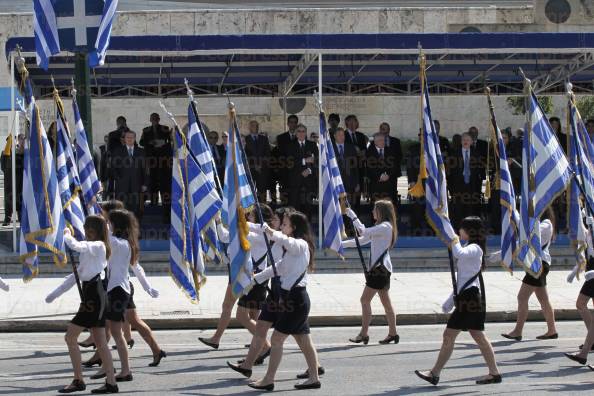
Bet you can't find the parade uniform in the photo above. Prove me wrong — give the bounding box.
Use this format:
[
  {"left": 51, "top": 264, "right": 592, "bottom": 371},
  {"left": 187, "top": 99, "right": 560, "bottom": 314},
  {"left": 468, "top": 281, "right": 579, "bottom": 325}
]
[
  {"left": 343, "top": 220, "right": 393, "bottom": 290},
  {"left": 105, "top": 235, "right": 132, "bottom": 322},
  {"left": 521, "top": 219, "right": 553, "bottom": 287}
]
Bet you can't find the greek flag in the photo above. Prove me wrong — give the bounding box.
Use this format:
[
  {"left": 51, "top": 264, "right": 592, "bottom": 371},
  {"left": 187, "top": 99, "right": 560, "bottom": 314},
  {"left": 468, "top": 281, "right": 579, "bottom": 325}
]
[
  {"left": 73, "top": 95, "right": 101, "bottom": 215},
  {"left": 223, "top": 114, "right": 255, "bottom": 297},
  {"left": 20, "top": 102, "right": 66, "bottom": 281},
  {"left": 89, "top": 0, "right": 119, "bottom": 68},
  {"left": 488, "top": 94, "right": 519, "bottom": 271},
  {"left": 567, "top": 92, "right": 594, "bottom": 272},
  {"left": 515, "top": 85, "right": 572, "bottom": 276},
  {"left": 319, "top": 111, "right": 345, "bottom": 256},
  {"left": 33, "top": 0, "right": 60, "bottom": 70},
  {"left": 187, "top": 102, "right": 222, "bottom": 264},
  {"left": 169, "top": 129, "right": 201, "bottom": 303},
  {"left": 421, "top": 76, "right": 456, "bottom": 245},
  {"left": 55, "top": 92, "right": 86, "bottom": 241}
]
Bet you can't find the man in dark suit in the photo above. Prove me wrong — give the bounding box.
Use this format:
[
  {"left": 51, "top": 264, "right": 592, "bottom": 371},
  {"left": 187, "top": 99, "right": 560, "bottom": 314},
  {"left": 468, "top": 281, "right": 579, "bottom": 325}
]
[
  {"left": 111, "top": 130, "right": 148, "bottom": 221},
  {"left": 380, "top": 122, "right": 402, "bottom": 181},
  {"left": 433, "top": 120, "right": 451, "bottom": 156},
  {"left": 107, "top": 115, "right": 128, "bottom": 153},
  {"left": 276, "top": 114, "right": 299, "bottom": 205},
  {"left": 468, "top": 126, "right": 488, "bottom": 167},
  {"left": 344, "top": 115, "right": 368, "bottom": 208},
  {"left": 244, "top": 120, "right": 271, "bottom": 202},
  {"left": 140, "top": 113, "right": 172, "bottom": 208},
  {"left": 447, "top": 132, "right": 485, "bottom": 229},
  {"left": 207, "top": 131, "right": 225, "bottom": 190},
  {"left": 328, "top": 113, "right": 340, "bottom": 140},
  {"left": 366, "top": 132, "right": 399, "bottom": 205},
  {"left": 333, "top": 127, "right": 359, "bottom": 203},
  {"left": 99, "top": 135, "right": 111, "bottom": 200},
  {"left": 286, "top": 123, "right": 317, "bottom": 216}
]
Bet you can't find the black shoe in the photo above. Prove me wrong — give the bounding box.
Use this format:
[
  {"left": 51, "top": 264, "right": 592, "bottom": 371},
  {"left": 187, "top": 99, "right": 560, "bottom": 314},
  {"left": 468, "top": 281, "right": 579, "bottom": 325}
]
[
  {"left": 536, "top": 333, "right": 558, "bottom": 340},
  {"left": 379, "top": 334, "right": 400, "bottom": 344},
  {"left": 244, "top": 343, "right": 251, "bottom": 348},
  {"left": 111, "top": 339, "right": 135, "bottom": 350},
  {"left": 415, "top": 370, "right": 439, "bottom": 386},
  {"left": 58, "top": 380, "right": 86, "bottom": 394},
  {"left": 501, "top": 333, "right": 522, "bottom": 342},
  {"left": 296, "top": 366, "right": 325, "bottom": 379},
  {"left": 255, "top": 348, "right": 271, "bottom": 365},
  {"left": 83, "top": 358, "right": 102, "bottom": 368},
  {"left": 78, "top": 342, "right": 96, "bottom": 349},
  {"left": 579, "top": 344, "right": 594, "bottom": 351},
  {"left": 198, "top": 337, "right": 219, "bottom": 350},
  {"left": 149, "top": 350, "right": 167, "bottom": 367},
  {"left": 90, "top": 369, "right": 115, "bottom": 380},
  {"left": 564, "top": 353, "right": 587, "bottom": 365},
  {"left": 476, "top": 374, "right": 502, "bottom": 385},
  {"left": 115, "top": 374, "right": 133, "bottom": 382},
  {"left": 227, "top": 361, "right": 252, "bottom": 378},
  {"left": 2, "top": 218, "right": 11, "bottom": 226},
  {"left": 588, "top": 365, "right": 594, "bottom": 371},
  {"left": 294, "top": 381, "right": 321, "bottom": 390},
  {"left": 248, "top": 382, "right": 274, "bottom": 391},
  {"left": 91, "top": 383, "right": 119, "bottom": 394},
  {"left": 349, "top": 335, "right": 369, "bottom": 345}
]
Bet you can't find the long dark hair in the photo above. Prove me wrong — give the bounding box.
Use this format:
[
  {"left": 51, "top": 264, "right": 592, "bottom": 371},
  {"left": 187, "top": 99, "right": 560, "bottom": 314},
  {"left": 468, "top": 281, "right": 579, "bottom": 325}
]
[
  {"left": 84, "top": 215, "right": 111, "bottom": 260},
  {"left": 288, "top": 211, "right": 315, "bottom": 272},
  {"left": 460, "top": 216, "right": 486, "bottom": 270},
  {"left": 541, "top": 206, "right": 556, "bottom": 239},
  {"left": 259, "top": 203, "right": 274, "bottom": 224},
  {"left": 101, "top": 200, "right": 125, "bottom": 214},
  {"left": 108, "top": 209, "right": 139, "bottom": 265}
]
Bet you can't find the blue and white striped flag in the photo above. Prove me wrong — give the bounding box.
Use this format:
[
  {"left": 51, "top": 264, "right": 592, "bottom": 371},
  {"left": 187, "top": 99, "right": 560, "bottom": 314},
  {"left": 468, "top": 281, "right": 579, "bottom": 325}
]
[
  {"left": 567, "top": 91, "right": 594, "bottom": 272},
  {"left": 54, "top": 93, "right": 86, "bottom": 241},
  {"left": 20, "top": 101, "right": 66, "bottom": 280},
  {"left": 187, "top": 102, "right": 222, "bottom": 264},
  {"left": 73, "top": 95, "right": 102, "bottom": 215},
  {"left": 319, "top": 111, "right": 345, "bottom": 256},
  {"left": 488, "top": 93, "right": 520, "bottom": 271},
  {"left": 515, "top": 85, "right": 572, "bottom": 276},
  {"left": 89, "top": 0, "right": 119, "bottom": 68},
  {"left": 33, "top": 0, "right": 60, "bottom": 70},
  {"left": 223, "top": 112, "right": 255, "bottom": 297},
  {"left": 421, "top": 75, "right": 456, "bottom": 245}
]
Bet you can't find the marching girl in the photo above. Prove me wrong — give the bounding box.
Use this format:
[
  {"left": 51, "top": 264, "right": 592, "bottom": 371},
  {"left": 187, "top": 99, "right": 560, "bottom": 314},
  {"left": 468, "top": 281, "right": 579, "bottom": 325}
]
[
  {"left": 198, "top": 203, "right": 274, "bottom": 360},
  {"left": 343, "top": 200, "right": 399, "bottom": 345},
  {"left": 502, "top": 207, "right": 558, "bottom": 341},
  {"left": 45, "top": 215, "right": 118, "bottom": 394},
  {"left": 415, "top": 216, "right": 501, "bottom": 386},
  {"left": 565, "top": 215, "right": 594, "bottom": 366},
  {"left": 242, "top": 211, "right": 321, "bottom": 391},
  {"left": 0, "top": 276, "right": 8, "bottom": 292}
]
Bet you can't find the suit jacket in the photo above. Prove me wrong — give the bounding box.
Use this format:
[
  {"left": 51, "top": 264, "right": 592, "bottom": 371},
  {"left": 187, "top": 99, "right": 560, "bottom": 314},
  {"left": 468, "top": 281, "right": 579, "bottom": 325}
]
[
  {"left": 384, "top": 135, "right": 402, "bottom": 178},
  {"left": 244, "top": 133, "right": 271, "bottom": 179},
  {"left": 406, "top": 142, "right": 421, "bottom": 185},
  {"left": 210, "top": 144, "right": 226, "bottom": 183},
  {"left": 99, "top": 145, "right": 109, "bottom": 183},
  {"left": 107, "top": 127, "right": 128, "bottom": 153},
  {"left": 111, "top": 144, "right": 148, "bottom": 194},
  {"left": 439, "top": 136, "right": 451, "bottom": 156},
  {"left": 333, "top": 141, "right": 359, "bottom": 194},
  {"left": 286, "top": 139, "right": 318, "bottom": 188},
  {"left": 276, "top": 131, "right": 297, "bottom": 155},
  {"left": 140, "top": 124, "right": 172, "bottom": 161},
  {"left": 344, "top": 129, "right": 368, "bottom": 153},
  {"left": 365, "top": 145, "right": 399, "bottom": 195},
  {"left": 446, "top": 147, "right": 484, "bottom": 195}
]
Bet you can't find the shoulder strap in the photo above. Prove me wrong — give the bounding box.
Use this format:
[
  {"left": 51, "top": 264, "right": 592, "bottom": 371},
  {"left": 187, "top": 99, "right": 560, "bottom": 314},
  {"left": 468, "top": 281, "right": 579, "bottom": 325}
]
[
  {"left": 369, "top": 249, "right": 389, "bottom": 272},
  {"left": 290, "top": 271, "right": 307, "bottom": 290},
  {"left": 459, "top": 271, "right": 481, "bottom": 293}
]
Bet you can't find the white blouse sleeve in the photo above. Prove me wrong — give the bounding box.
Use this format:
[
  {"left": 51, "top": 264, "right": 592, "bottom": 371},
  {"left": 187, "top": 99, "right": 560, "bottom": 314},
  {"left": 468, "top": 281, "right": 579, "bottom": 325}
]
[
  {"left": 217, "top": 223, "right": 230, "bottom": 243},
  {"left": 359, "top": 222, "right": 392, "bottom": 240},
  {"left": 131, "top": 263, "right": 152, "bottom": 292},
  {"left": 540, "top": 219, "right": 553, "bottom": 246},
  {"left": 46, "top": 274, "right": 76, "bottom": 302},
  {"left": 269, "top": 230, "right": 307, "bottom": 255},
  {"left": 342, "top": 235, "right": 371, "bottom": 248},
  {"left": 64, "top": 235, "right": 104, "bottom": 257},
  {"left": 254, "top": 265, "right": 274, "bottom": 284},
  {"left": 451, "top": 241, "right": 482, "bottom": 260}
]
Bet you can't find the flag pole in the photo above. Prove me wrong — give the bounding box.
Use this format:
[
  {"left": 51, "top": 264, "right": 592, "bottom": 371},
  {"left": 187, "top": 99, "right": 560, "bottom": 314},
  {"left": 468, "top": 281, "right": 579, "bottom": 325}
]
[
  {"left": 318, "top": 53, "right": 323, "bottom": 249},
  {"left": 9, "top": 51, "right": 17, "bottom": 253},
  {"left": 225, "top": 97, "right": 278, "bottom": 278}
]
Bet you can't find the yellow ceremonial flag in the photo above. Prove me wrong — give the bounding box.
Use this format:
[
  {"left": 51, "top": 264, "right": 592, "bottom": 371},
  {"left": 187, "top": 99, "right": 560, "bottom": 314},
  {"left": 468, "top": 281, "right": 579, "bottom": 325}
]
[{"left": 2, "top": 135, "right": 12, "bottom": 156}]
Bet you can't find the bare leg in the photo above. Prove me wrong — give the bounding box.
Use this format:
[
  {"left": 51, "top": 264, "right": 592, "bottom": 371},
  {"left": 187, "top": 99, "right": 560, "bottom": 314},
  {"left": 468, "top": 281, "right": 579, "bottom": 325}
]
[
  {"left": 359, "top": 286, "right": 378, "bottom": 337},
  {"left": 90, "top": 327, "right": 116, "bottom": 386},
  {"left": 469, "top": 330, "right": 500, "bottom": 378},
  {"left": 534, "top": 286, "right": 557, "bottom": 336},
  {"left": 236, "top": 306, "right": 257, "bottom": 335},
  {"left": 126, "top": 308, "right": 160, "bottom": 356},
  {"left": 122, "top": 321, "right": 132, "bottom": 343},
  {"left": 377, "top": 289, "right": 397, "bottom": 336},
  {"left": 64, "top": 324, "right": 85, "bottom": 382},
  {"left": 430, "top": 328, "right": 460, "bottom": 377},
  {"left": 293, "top": 334, "right": 320, "bottom": 385},
  {"left": 506, "top": 283, "right": 535, "bottom": 337},
  {"left": 206, "top": 285, "right": 237, "bottom": 344},
  {"left": 239, "top": 320, "right": 272, "bottom": 370},
  {"left": 577, "top": 295, "right": 594, "bottom": 358},
  {"left": 110, "top": 320, "right": 131, "bottom": 377},
  {"left": 251, "top": 330, "right": 289, "bottom": 386}
]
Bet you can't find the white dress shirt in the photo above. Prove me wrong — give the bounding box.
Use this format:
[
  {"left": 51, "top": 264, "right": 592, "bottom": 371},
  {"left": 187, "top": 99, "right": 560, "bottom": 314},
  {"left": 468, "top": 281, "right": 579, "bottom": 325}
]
[
  {"left": 107, "top": 235, "right": 132, "bottom": 294},
  {"left": 64, "top": 234, "right": 108, "bottom": 281},
  {"left": 540, "top": 219, "right": 553, "bottom": 265},
  {"left": 254, "top": 230, "right": 309, "bottom": 290},
  {"left": 218, "top": 222, "right": 269, "bottom": 272},
  {"left": 342, "top": 220, "right": 393, "bottom": 272},
  {"left": 451, "top": 241, "right": 482, "bottom": 293}
]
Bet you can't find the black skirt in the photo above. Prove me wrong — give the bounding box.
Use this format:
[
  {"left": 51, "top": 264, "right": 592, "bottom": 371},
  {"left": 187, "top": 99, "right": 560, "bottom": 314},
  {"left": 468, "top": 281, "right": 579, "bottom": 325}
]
[
  {"left": 238, "top": 281, "right": 268, "bottom": 310},
  {"left": 106, "top": 286, "right": 131, "bottom": 322},
  {"left": 258, "top": 277, "right": 281, "bottom": 324},
  {"left": 522, "top": 262, "right": 550, "bottom": 287},
  {"left": 447, "top": 287, "right": 485, "bottom": 332},
  {"left": 274, "top": 287, "right": 311, "bottom": 335},
  {"left": 71, "top": 275, "right": 106, "bottom": 329},
  {"left": 365, "top": 265, "right": 391, "bottom": 290},
  {"left": 127, "top": 283, "right": 136, "bottom": 310}
]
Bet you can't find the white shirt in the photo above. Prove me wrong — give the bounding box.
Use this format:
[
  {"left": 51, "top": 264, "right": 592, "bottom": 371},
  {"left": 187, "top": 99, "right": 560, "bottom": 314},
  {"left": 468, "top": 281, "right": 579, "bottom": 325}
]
[
  {"left": 218, "top": 222, "right": 269, "bottom": 272},
  {"left": 63, "top": 234, "right": 107, "bottom": 281},
  {"left": 254, "top": 230, "right": 309, "bottom": 290},
  {"left": 342, "top": 220, "right": 393, "bottom": 272},
  {"left": 451, "top": 241, "right": 483, "bottom": 293},
  {"left": 540, "top": 219, "right": 553, "bottom": 265},
  {"left": 107, "top": 235, "right": 131, "bottom": 293}
]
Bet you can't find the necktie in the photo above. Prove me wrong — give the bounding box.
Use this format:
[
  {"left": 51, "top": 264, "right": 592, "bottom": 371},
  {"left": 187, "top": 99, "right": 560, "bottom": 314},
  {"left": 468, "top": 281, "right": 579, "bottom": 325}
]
[
  {"left": 128, "top": 148, "right": 133, "bottom": 157},
  {"left": 253, "top": 135, "right": 257, "bottom": 143},
  {"left": 379, "top": 148, "right": 384, "bottom": 159},
  {"left": 463, "top": 150, "right": 470, "bottom": 184},
  {"left": 338, "top": 144, "right": 344, "bottom": 158},
  {"left": 212, "top": 145, "right": 219, "bottom": 160}
]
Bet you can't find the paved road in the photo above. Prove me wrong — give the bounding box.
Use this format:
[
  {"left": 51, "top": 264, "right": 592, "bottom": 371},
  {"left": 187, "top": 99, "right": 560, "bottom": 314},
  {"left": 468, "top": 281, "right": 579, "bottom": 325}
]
[{"left": 1, "top": 321, "right": 593, "bottom": 395}]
